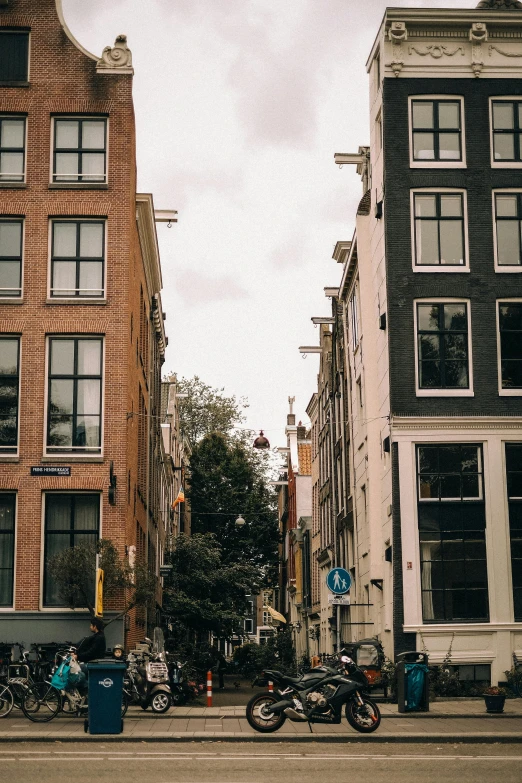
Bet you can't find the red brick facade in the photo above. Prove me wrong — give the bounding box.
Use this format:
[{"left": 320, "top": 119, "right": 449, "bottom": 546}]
[{"left": 0, "top": 0, "right": 170, "bottom": 648}]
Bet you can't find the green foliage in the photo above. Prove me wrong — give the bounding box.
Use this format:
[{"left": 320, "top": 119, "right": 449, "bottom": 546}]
[
  {"left": 188, "top": 432, "right": 278, "bottom": 580},
  {"left": 162, "top": 533, "right": 260, "bottom": 639},
  {"left": 233, "top": 631, "right": 297, "bottom": 678},
  {"left": 177, "top": 376, "right": 248, "bottom": 448},
  {"left": 46, "top": 538, "right": 157, "bottom": 621},
  {"left": 427, "top": 634, "right": 463, "bottom": 697}
]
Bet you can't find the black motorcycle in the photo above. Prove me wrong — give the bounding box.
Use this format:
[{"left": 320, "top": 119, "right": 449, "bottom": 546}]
[
  {"left": 246, "top": 654, "right": 381, "bottom": 734},
  {"left": 166, "top": 657, "right": 200, "bottom": 705}
]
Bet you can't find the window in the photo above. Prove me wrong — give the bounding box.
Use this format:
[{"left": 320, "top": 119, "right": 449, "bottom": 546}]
[
  {"left": 47, "top": 337, "right": 103, "bottom": 453},
  {"left": 50, "top": 221, "right": 105, "bottom": 298},
  {"left": 52, "top": 118, "right": 107, "bottom": 183},
  {"left": 0, "top": 219, "right": 23, "bottom": 297},
  {"left": 244, "top": 619, "right": 253, "bottom": 634},
  {"left": 0, "top": 337, "right": 19, "bottom": 453},
  {"left": 506, "top": 444, "right": 522, "bottom": 621},
  {"left": 411, "top": 99, "right": 463, "bottom": 164},
  {"left": 499, "top": 303, "right": 522, "bottom": 392},
  {"left": 0, "top": 31, "right": 29, "bottom": 83},
  {"left": 0, "top": 117, "right": 26, "bottom": 182},
  {"left": 350, "top": 289, "right": 359, "bottom": 349},
  {"left": 43, "top": 494, "right": 100, "bottom": 606},
  {"left": 491, "top": 100, "right": 522, "bottom": 164},
  {"left": 0, "top": 494, "right": 15, "bottom": 607},
  {"left": 494, "top": 194, "right": 522, "bottom": 268},
  {"left": 413, "top": 193, "right": 466, "bottom": 267},
  {"left": 416, "top": 302, "right": 470, "bottom": 392},
  {"left": 417, "top": 444, "right": 488, "bottom": 623}
]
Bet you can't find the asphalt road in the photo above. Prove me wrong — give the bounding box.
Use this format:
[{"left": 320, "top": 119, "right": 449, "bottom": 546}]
[{"left": 0, "top": 742, "right": 521, "bottom": 783}]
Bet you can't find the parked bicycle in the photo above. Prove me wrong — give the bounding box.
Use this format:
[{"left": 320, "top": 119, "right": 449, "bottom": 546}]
[
  {"left": 21, "top": 645, "right": 128, "bottom": 723},
  {"left": 506, "top": 652, "right": 522, "bottom": 698},
  {"left": 0, "top": 642, "right": 52, "bottom": 717}
]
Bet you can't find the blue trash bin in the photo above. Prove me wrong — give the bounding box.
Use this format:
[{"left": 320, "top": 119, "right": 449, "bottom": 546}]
[{"left": 85, "top": 660, "right": 126, "bottom": 734}]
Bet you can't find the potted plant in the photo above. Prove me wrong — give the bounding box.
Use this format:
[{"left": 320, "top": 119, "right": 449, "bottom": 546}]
[{"left": 483, "top": 686, "right": 508, "bottom": 713}]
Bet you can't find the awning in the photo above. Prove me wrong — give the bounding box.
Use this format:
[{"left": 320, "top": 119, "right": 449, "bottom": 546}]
[{"left": 263, "top": 605, "right": 287, "bottom": 624}]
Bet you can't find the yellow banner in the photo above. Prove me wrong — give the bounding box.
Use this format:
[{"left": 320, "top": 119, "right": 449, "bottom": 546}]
[{"left": 95, "top": 568, "right": 104, "bottom": 617}]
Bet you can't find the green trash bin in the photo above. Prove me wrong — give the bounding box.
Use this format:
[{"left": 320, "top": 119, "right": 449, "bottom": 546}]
[{"left": 85, "top": 659, "right": 126, "bottom": 734}]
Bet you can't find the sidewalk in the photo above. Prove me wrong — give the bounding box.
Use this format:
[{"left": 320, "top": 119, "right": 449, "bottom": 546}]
[{"left": 1, "top": 700, "right": 521, "bottom": 743}]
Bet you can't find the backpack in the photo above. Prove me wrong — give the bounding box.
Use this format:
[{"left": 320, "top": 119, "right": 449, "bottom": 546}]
[{"left": 51, "top": 657, "right": 71, "bottom": 690}]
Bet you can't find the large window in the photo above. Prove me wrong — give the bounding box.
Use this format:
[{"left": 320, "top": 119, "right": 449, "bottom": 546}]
[
  {"left": 417, "top": 444, "right": 488, "bottom": 623},
  {"left": 0, "top": 494, "right": 15, "bottom": 607},
  {"left": 413, "top": 193, "right": 465, "bottom": 267},
  {"left": 506, "top": 444, "right": 522, "bottom": 621},
  {"left": 0, "top": 31, "right": 29, "bottom": 84},
  {"left": 499, "top": 303, "right": 522, "bottom": 391},
  {"left": 47, "top": 337, "right": 103, "bottom": 453},
  {"left": 43, "top": 494, "right": 100, "bottom": 606},
  {"left": 52, "top": 118, "right": 107, "bottom": 183},
  {"left": 494, "top": 194, "right": 522, "bottom": 268},
  {"left": 416, "top": 302, "right": 470, "bottom": 391},
  {"left": 0, "top": 219, "right": 23, "bottom": 297},
  {"left": 0, "top": 337, "right": 19, "bottom": 453},
  {"left": 0, "top": 117, "right": 25, "bottom": 182},
  {"left": 411, "top": 99, "right": 463, "bottom": 163},
  {"left": 50, "top": 221, "right": 105, "bottom": 298},
  {"left": 491, "top": 100, "right": 522, "bottom": 163}
]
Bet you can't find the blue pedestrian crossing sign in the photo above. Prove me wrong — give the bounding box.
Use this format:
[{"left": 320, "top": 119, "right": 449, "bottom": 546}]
[{"left": 326, "top": 567, "right": 351, "bottom": 595}]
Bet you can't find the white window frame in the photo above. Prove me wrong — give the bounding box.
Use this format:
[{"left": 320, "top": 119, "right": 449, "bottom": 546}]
[
  {"left": 489, "top": 97, "right": 522, "bottom": 170},
  {"left": 408, "top": 95, "right": 466, "bottom": 170},
  {"left": 0, "top": 114, "right": 28, "bottom": 184},
  {"left": 492, "top": 190, "right": 522, "bottom": 273},
  {"left": 47, "top": 217, "right": 108, "bottom": 301},
  {"left": 49, "top": 116, "right": 109, "bottom": 186},
  {"left": 39, "top": 491, "right": 102, "bottom": 611},
  {"left": 43, "top": 335, "right": 105, "bottom": 458},
  {"left": 410, "top": 188, "right": 470, "bottom": 273},
  {"left": 496, "top": 298, "right": 522, "bottom": 397},
  {"left": 350, "top": 285, "right": 360, "bottom": 349},
  {"left": 0, "top": 492, "right": 17, "bottom": 611},
  {"left": 414, "top": 297, "right": 474, "bottom": 397},
  {"left": 244, "top": 618, "right": 254, "bottom": 634},
  {"left": 0, "top": 216, "right": 25, "bottom": 300}
]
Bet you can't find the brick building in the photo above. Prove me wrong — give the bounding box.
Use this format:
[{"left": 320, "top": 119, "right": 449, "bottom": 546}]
[{"left": 0, "top": 0, "right": 174, "bottom": 648}]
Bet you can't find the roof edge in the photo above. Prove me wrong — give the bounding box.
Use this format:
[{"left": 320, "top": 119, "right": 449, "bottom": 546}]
[{"left": 55, "top": 0, "right": 97, "bottom": 62}]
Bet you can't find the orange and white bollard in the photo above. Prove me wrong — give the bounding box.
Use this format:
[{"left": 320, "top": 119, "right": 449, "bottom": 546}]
[
  {"left": 207, "top": 669, "right": 213, "bottom": 707},
  {"left": 268, "top": 681, "right": 274, "bottom": 692}
]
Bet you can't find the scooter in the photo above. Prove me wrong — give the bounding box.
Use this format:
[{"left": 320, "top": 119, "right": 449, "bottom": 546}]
[{"left": 123, "top": 628, "right": 172, "bottom": 714}]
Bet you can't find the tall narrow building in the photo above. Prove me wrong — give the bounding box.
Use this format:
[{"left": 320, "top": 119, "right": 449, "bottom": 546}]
[
  {"left": 0, "top": 0, "right": 173, "bottom": 647},
  {"left": 334, "top": 0, "right": 522, "bottom": 686}
]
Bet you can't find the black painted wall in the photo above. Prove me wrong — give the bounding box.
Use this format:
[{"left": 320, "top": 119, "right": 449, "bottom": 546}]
[{"left": 383, "top": 77, "right": 522, "bottom": 416}]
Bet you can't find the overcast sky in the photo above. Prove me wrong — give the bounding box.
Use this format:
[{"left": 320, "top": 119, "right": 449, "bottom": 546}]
[{"left": 63, "top": 0, "right": 477, "bottom": 448}]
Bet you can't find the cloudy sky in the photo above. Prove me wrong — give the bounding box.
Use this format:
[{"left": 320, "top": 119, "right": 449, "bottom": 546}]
[{"left": 63, "top": 0, "right": 477, "bottom": 446}]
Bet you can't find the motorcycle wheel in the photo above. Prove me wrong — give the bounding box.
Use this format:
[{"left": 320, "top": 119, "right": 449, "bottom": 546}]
[
  {"left": 345, "top": 697, "right": 381, "bottom": 733},
  {"left": 245, "top": 692, "right": 287, "bottom": 733},
  {"left": 151, "top": 692, "right": 171, "bottom": 713}
]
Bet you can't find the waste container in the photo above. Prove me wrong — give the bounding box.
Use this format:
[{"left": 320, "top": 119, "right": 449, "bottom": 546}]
[
  {"left": 396, "top": 652, "right": 429, "bottom": 713},
  {"left": 85, "top": 659, "right": 126, "bottom": 734}
]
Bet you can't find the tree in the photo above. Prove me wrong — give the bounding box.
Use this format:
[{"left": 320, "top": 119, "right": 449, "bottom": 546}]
[
  {"left": 162, "top": 533, "right": 259, "bottom": 639},
  {"left": 47, "top": 538, "right": 157, "bottom": 622},
  {"left": 188, "top": 432, "right": 278, "bottom": 581},
  {"left": 177, "top": 375, "right": 248, "bottom": 447}
]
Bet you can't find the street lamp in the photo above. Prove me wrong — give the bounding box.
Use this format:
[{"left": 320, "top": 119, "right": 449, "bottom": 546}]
[{"left": 235, "top": 515, "right": 246, "bottom": 527}]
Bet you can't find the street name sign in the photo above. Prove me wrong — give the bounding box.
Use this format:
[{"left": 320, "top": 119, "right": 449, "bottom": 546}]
[
  {"left": 31, "top": 466, "right": 71, "bottom": 476},
  {"left": 326, "top": 567, "right": 351, "bottom": 594}
]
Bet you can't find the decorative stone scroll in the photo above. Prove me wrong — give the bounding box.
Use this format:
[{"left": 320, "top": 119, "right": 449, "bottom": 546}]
[
  {"left": 388, "top": 21, "right": 407, "bottom": 77},
  {"left": 489, "top": 44, "right": 522, "bottom": 56},
  {"left": 470, "top": 22, "right": 488, "bottom": 76},
  {"left": 408, "top": 45, "right": 464, "bottom": 58},
  {"left": 476, "top": 1, "right": 522, "bottom": 9},
  {"left": 96, "top": 34, "right": 133, "bottom": 74}
]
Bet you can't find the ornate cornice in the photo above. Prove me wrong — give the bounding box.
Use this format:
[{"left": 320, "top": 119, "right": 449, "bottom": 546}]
[
  {"left": 476, "top": 1, "right": 522, "bottom": 9},
  {"left": 96, "top": 34, "right": 133, "bottom": 75}
]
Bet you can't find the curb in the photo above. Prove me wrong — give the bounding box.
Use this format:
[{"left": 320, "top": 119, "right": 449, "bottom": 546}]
[
  {"left": 0, "top": 733, "right": 521, "bottom": 744},
  {"left": 134, "top": 711, "right": 522, "bottom": 720}
]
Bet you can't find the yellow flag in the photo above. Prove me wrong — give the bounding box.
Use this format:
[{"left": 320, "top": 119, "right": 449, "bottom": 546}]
[{"left": 95, "top": 568, "right": 104, "bottom": 617}]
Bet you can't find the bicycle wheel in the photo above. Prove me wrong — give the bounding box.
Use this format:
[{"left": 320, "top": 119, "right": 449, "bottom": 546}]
[
  {"left": 0, "top": 684, "right": 14, "bottom": 718},
  {"left": 22, "top": 682, "right": 61, "bottom": 722}
]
